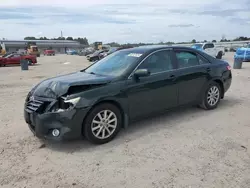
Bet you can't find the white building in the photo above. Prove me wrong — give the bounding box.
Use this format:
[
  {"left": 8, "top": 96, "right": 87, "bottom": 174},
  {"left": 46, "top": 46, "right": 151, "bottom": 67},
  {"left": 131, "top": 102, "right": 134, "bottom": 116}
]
[{"left": 0, "top": 39, "right": 82, "bottom": 54}]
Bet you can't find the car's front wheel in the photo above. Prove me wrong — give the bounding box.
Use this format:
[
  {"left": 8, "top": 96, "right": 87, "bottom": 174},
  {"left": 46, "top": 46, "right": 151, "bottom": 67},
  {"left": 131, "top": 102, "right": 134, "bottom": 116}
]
[
  {"left": 200, "top": 82, "right": 221, "bottom": 110},
  {"left": 83, "top": 103, "right": 122, "bottom": 144}
]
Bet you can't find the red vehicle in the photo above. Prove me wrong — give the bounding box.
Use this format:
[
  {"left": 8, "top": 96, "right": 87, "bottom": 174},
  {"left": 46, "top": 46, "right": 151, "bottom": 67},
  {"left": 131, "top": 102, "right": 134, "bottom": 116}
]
[
  {"left": 0, "top": 53, "right": 37, "bottom": 67},
  {"left": 43, "top": 49, "right": 55, "bottom": 56}
]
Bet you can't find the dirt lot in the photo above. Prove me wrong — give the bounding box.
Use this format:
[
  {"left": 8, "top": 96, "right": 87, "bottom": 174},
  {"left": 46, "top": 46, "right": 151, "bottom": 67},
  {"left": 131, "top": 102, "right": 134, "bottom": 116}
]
[{"left": 0, "top": 53, "right": 250, "bottom": 188}]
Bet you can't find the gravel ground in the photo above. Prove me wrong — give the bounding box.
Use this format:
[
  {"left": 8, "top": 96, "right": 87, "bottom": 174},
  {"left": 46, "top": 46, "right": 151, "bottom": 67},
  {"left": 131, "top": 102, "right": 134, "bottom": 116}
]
[{"left": 0, "top": 53, "right": 250, "bottom": 188}]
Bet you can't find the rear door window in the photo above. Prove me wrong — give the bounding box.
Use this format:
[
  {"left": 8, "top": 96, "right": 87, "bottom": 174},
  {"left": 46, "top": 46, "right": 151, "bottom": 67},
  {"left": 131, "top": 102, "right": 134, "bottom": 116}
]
[
  {"left": 175, "top": 51, "right": 200, "bottom": 68},
  {"left": 203, "top": 43, "right": 214, "bottom": 49}
]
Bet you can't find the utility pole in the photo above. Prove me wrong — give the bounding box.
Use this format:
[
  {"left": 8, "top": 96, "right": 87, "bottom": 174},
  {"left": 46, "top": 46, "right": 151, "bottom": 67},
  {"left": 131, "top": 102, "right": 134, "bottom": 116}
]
[{"left": 61, "top": 31, "right": 63, "bottom": 38}]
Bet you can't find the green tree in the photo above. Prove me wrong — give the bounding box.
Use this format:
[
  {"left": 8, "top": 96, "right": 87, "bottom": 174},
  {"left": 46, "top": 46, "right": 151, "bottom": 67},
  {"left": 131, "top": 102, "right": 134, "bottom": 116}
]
[
  {"left": 24, "top": 36, "right": 36, "bottom": 40},
  {"left": 66, "top": 37, "right": 74, "bottom": 40},
  {"left": 191, "top": 39, "right": 196, "bottom": 43},
  {"left": 39, "top": 37, "right": 48, "bottom": 40},
  {"left": 74, "top": 37, "right": 89, "bottom": 45}
]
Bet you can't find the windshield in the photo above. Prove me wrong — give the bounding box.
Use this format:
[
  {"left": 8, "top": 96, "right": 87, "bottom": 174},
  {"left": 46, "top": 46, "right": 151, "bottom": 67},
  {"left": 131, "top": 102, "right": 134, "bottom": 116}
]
[{"left": 84, "top": 50, "right": 142, "bottom": 76}]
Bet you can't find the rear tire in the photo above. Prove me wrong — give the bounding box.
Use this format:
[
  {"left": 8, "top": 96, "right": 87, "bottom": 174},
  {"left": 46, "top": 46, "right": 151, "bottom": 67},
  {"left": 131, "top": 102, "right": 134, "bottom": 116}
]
[
  {"left": 216, "top": 51, "right": 223, "bottom": 59},
  {"left": 83, "top": 103, "right": 122, "bottom": 144},
  {"left": 200, "top": 81, "right": 221, "bottom": 110}
]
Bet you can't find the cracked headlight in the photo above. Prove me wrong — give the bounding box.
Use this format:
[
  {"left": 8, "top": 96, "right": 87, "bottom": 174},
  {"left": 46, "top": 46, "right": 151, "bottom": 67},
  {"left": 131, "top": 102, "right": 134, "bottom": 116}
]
[{"left": 50, "top": 97, "right": 81, "bottom": 112}]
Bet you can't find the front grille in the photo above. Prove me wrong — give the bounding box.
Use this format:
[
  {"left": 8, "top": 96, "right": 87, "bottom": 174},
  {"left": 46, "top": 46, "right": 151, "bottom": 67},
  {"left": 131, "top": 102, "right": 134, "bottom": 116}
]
[
  {"left": 25, "top": 97, "right": 52, "bottom": 113},
  {"left": 26, "top": 99, "right": 44, "bottom": 113}
]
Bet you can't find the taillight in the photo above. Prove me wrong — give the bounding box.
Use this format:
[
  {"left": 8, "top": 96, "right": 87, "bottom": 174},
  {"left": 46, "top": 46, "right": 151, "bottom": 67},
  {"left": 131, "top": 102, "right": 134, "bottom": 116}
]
[{"left": 226, "top": 65, "right": 231, "bottom": 70}]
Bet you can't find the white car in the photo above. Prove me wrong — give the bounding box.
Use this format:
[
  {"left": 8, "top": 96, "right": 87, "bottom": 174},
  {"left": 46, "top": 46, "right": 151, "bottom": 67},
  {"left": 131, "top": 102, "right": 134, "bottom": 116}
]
[{"left": 192, "top": 42, "right": 225, "bottom": 59}]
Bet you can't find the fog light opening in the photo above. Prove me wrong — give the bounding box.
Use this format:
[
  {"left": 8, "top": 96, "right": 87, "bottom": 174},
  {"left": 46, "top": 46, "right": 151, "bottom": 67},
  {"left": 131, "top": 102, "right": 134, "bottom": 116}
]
[{"left": 52, "top": 129, "right": 60, "bottom": 137}]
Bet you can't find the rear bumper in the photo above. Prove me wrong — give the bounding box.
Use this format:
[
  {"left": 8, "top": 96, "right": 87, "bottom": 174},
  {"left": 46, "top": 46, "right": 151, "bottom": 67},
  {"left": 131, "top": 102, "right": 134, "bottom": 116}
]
[{"left": 223, "top": 71, "right": 232, "bottom": 94}]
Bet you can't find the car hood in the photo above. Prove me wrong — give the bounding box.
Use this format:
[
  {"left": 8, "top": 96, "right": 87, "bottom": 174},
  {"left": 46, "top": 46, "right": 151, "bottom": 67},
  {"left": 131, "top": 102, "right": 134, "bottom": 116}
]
[{"left": 32, "top": 71, "right": 113, "bottom": 98}]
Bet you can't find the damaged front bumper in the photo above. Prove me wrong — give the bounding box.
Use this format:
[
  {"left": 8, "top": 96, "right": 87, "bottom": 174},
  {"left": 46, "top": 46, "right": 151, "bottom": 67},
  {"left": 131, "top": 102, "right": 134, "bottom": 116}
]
[{"left": 24, "top": 96, "right": 90, "bottom": 141}]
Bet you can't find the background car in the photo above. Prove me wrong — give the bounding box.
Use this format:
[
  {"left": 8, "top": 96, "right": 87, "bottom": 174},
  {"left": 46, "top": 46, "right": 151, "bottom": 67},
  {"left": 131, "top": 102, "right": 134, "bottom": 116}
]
[
  {"left": 0, "top": 53, "right": 37, "bottom": 66},
  {"left": 24, "top": 45, "right": 232, "bottom": 145},
  {"left": 99, "top": 46, "right": 134, "bottom": 59},
  {"left": 86, "top": 50, "right": 105, "bottom": 61},
  {"left": 66, "top": 49, "right": 78, "bottom": 55},
  {"left": 44, "top": 49, "right": 55, "bottom": 56},
  {"left": 78, "top": 47, "right": 95, "bottom": 56}
]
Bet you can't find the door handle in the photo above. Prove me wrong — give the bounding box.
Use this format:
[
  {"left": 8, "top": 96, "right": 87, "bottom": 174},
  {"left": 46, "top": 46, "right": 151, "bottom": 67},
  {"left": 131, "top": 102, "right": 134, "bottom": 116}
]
[
  {"left": 170, "top": 75, "right": 175, "bottom": 78},
  {"left": 206, "top": 68, "right": 211, "bottom": 72}
]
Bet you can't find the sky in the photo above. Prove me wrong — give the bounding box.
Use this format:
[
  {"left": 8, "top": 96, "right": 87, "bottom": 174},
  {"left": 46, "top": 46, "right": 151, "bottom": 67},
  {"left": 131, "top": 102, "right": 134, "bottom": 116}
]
[{"left": 0, "top": 0, "right": 249, "bottom": 43}]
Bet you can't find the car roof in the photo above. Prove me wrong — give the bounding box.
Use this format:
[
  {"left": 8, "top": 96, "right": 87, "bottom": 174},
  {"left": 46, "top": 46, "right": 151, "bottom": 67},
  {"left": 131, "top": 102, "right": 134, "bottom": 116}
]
[{"left": 119, "top": 45, "right": 196, "bottom": 54}]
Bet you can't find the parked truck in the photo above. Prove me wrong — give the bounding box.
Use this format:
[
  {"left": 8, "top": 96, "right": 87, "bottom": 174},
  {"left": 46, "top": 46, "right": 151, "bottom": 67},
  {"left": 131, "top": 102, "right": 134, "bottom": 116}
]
[
  {"left": 192, "top": 42, "right": 225, "bottom": 59},
  {"left": 93, "top": 42, "right": 103, "bottom": 50}
]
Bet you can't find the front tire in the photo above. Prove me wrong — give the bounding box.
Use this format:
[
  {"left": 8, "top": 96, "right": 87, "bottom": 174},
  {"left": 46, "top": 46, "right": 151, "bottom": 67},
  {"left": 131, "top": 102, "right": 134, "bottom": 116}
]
[
  {"left": 83, "top": 103, "right": 122, "bottom": 144},
  {"left": 200, "top": 82, "right": 221, "bottom": 110}
]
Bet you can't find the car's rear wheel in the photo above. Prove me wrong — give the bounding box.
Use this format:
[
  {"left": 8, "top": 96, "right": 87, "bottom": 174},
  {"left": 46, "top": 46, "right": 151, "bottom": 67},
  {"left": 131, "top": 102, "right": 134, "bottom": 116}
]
[
  {"left": 83, "top": 103, "right": 122, "bottom": 144},
  {"left": 216, "top": 51, "right": 223, "bottom": 59},
  {"left": 200, "top": 82, "right": 221, "bottom": 110}
]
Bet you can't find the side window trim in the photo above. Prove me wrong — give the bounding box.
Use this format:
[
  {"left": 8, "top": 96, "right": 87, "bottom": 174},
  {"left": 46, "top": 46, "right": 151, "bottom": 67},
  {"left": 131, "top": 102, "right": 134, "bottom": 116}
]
[
  {"left": 128, "top": 48, "right": 175, "bottom": 79},
  {"left": 197, "top": 54, "right": 211, "bottom": 65}
]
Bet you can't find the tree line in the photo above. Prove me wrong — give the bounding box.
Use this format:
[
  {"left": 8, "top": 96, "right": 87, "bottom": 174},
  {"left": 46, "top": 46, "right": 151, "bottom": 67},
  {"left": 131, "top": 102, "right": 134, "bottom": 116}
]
[
  {"left": 24, "top": 36, "right": 89, "bottom": 45},
  {"left": 24, "top": 35, "right": 250, "bottom": 47}
]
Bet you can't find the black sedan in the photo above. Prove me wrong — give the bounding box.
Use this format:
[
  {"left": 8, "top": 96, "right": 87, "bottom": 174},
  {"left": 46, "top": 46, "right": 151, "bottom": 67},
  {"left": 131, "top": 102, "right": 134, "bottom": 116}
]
[{"left": 24, "top": 45, "right": 232, "bottom": 144}]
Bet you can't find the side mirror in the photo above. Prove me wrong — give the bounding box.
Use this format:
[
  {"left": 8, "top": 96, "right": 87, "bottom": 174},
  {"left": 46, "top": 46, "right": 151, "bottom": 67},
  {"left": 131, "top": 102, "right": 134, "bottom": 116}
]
[{"left": 133, "top": 69, "right": 150, "bottom": 78}]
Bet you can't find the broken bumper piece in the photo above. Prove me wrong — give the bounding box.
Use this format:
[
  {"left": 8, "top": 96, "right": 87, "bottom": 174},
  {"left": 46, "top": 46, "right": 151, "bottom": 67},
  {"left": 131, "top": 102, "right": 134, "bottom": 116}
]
[{"left": 24, "top": 106, "right": 90, "bottom": 141}]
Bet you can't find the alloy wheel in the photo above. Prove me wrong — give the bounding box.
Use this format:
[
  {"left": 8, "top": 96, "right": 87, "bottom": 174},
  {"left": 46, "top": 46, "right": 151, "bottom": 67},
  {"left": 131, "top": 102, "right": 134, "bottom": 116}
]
[
  {"left": 207, "top": 86, "right": 220, "bottom": 106},
  {"left": 91, "top": 110, "right": 117, "bottom": 139}
]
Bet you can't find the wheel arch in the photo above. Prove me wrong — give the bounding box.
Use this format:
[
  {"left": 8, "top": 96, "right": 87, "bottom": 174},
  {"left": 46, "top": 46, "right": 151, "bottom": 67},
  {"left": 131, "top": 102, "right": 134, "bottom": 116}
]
[
  {"left": 199, "top": 78, "right": 225, "bottom": 102},
  {"left": 216, "top": 51, "right": 223, "bottom": 58},
  {"left": 82, "top": 99, "right": 127, "bottom": 132},
  {"left": 211, "top": 78, "right": 224, "bottom": 99}
]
